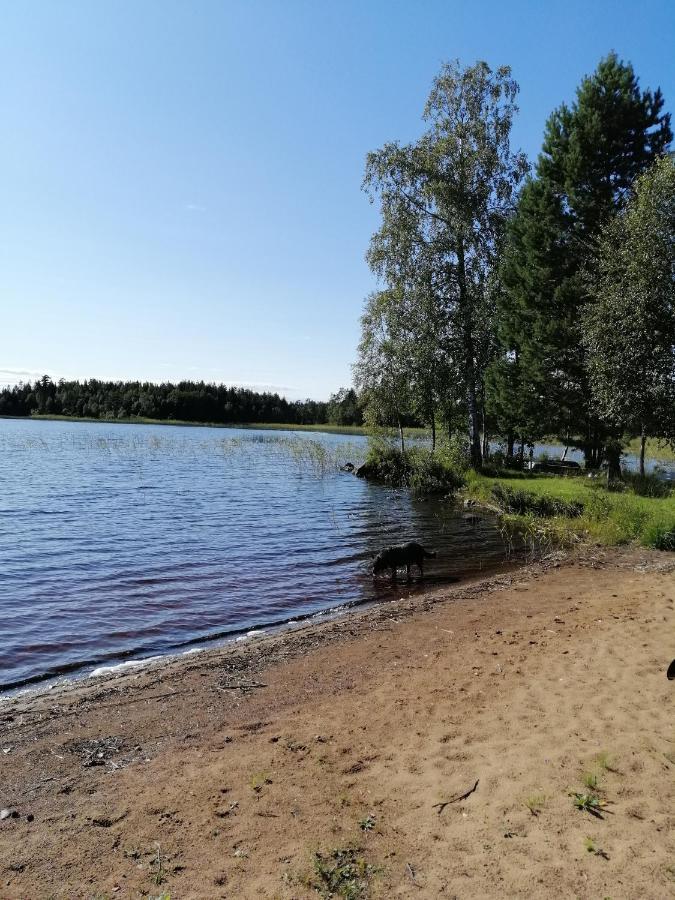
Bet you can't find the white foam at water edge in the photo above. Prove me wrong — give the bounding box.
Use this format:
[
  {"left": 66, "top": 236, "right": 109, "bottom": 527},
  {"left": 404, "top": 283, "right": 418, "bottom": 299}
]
[
  {"left": 235, "top": 629, "right": 266, "bottom": 642},
  {"left": 89, "top": 656, "right": 165, "bottom": 678}
]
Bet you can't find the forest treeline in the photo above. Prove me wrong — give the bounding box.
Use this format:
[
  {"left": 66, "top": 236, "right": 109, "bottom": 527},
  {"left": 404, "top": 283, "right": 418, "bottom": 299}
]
[
  {"left": 0, "top": 379, "right": 364, "bottom": 427},
  {"left": 355, "top": 53, "right": 675, "bottom": 473}
]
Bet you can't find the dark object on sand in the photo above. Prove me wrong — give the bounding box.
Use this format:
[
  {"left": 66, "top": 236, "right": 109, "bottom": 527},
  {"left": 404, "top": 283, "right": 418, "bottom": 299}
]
[
  {"left": 667, "top": 659, "right": 675, "bottom": 680},
  {"left": 372, "top": 541, "right": 436, "bottom": 580}
]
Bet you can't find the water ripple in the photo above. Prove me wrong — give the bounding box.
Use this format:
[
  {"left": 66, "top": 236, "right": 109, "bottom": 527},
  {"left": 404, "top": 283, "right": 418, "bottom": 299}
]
[{"left": 0, "top": 419, "right": 511, "bottom": 690}]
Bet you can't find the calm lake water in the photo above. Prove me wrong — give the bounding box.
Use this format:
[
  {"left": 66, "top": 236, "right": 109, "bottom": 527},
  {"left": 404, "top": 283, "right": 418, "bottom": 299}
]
[{"left": 0, "top": 419, "right": 511, "bottom": 692}]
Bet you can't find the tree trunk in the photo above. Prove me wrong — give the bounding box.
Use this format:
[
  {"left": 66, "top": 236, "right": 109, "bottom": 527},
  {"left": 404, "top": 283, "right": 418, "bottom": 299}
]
[
  {"left": 398, "top": 418, "right": 405, "bottom": 454},
  {"left": 430, "top": 410, "right": 436, "bottom": 453},
  {"left": 639, "top": 426, "right": 646, "bottom": 477},
  {"left": 507, "top": 433, "right": 515, "bottom": 458},
  {"left": 457, "top": 236, "right": 482, "bottom": 469}
]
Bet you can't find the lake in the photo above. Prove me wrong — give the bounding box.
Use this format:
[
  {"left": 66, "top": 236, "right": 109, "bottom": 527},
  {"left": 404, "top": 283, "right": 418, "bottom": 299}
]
[{"left": 0, "top": 419, "right": 511, "bottom": 692}]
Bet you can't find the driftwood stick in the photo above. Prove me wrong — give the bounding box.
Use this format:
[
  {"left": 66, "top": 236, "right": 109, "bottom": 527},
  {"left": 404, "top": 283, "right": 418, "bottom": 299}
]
[{"left": 432, "top": 779, "right": 479, "bottom": 815}]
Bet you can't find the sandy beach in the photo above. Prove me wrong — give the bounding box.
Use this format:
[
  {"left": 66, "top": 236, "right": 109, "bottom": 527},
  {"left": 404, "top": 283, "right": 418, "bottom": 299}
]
[{"left": 1, "top": 546, "right": 675, "bottom": 899}]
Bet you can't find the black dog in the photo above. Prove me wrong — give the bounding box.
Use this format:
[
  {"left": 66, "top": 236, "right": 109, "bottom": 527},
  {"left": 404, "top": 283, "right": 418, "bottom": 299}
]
[{"left": 372, "top": 542, "right": 436, "bottom": 580}]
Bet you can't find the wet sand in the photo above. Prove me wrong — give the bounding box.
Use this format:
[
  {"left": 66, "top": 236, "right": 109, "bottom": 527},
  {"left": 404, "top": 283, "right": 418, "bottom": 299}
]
[{"left": 1, "top": 546, "right": 674, "bottom": 898}]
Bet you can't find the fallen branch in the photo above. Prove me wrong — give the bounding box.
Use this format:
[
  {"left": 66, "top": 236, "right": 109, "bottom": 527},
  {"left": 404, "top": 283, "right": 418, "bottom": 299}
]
[
  {"left": 216, "top": 682, "right": 268, "bottom": 692},
  {"left": 432, "top": 779, "right": 479, "bottom": 815}
]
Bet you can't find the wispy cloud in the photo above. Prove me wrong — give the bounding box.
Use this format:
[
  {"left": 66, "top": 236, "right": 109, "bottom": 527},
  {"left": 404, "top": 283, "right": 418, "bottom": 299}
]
[
  {"left": 0, "top": 366, "right": 57, "bottom": 385},
  {"left": 185, "top": 203, "right": 206, "bottom": 212}
]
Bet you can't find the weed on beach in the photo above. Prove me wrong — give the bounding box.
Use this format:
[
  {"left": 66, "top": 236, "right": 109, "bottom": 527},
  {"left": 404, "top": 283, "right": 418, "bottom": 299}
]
[
  {"left": 525, "top": 794, "right": 547, "bottom": 816},
  {"left": 303, "top": 846, "right": 378, "bottom": 899},
  {"left": 582, "top": 771, "right": 601, "bottom": 791},
  {"left": 571, "top": 792, "right": 611, "bottom": 818},
  {"left": 594, "top": 750, "right": 621, "bottom": 773},
  {"left": 249, "top": 771, "right": 273, "bottom": 793},
  {"left": 584, "top": 836, "right": 610, "bottom": 860}
]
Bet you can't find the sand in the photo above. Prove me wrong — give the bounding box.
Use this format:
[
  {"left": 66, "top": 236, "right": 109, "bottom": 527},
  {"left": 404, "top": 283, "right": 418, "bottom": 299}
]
[{"left": 1, "top": 547, "right": 675, "bottom": 899}]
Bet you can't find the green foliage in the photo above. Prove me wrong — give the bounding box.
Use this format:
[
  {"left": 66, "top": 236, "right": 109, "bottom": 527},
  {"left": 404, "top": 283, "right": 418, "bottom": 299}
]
[
  {"left": 358, "top": 815, "right": 376, "bottom": 832},
  {"left": 642, "top": 520, "right": 675, "bottom": 551},
  {"left": 360, "top": 60, "right": 529, "bottom": 467},
  {"left": 360, "top": 440, "right": 465, "bottom": 495},
  {"left": 326, "top": 389, "right": 364, "bottom": 427},
  {"left": 621, "top": 471, "right": 672, "bottom": 499},
  {"left": 468, "top": 472, "right": 675, "bottom": 551},
  {"left": 492, "top": 53, "right": 672, "bottom": 466},
  {"left": 571, "top": 792, "right": 606, "bottom": 816},
  {"left": 0, "top": 376, "right": 334, "bottom": 426},
  {"left": 583, "top": 156, "right": 675, "bottom": 460}
]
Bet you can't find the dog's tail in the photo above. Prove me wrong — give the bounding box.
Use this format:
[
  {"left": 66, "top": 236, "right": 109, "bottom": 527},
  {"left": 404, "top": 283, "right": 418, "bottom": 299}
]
[{"left": 424, "top": 548, "right": 437, "bottom": 558}]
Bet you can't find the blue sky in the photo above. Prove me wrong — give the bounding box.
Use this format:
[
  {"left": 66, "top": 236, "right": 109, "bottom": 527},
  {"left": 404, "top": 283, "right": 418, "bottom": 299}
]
[{"left": 1, "top": 1, "right": 673, "bottom": 400}]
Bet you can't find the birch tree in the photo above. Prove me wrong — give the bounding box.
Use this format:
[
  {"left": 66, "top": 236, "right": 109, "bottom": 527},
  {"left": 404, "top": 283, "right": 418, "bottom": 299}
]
[{"left": 362, "top": 60, "right": 528, "bottom": 467}]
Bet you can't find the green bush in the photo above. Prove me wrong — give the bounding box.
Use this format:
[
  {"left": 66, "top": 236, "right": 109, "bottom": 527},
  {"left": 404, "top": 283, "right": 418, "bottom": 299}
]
[{"left": 358, "top": 439, "right": 465, "bottom": 495}]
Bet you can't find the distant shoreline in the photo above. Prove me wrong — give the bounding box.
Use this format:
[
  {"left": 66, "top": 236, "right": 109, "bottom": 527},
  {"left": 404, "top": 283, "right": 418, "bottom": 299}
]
[
  {"left": 2, "top": 414, "right": 674, "bottom": 461},
  {"left": 0, "top": 413, "right": 379, "bottom": 437}
]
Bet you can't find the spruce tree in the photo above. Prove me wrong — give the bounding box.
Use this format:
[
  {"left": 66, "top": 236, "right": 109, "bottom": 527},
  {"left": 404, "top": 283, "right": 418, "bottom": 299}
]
[{"left": 491, "top": 53, "right": 671, "bottom": 465}]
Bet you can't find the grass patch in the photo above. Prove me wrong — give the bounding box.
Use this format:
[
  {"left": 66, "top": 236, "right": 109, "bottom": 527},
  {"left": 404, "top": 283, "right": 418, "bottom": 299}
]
[
  {"left": 491, "top": 483, "right": 584, "bottom": 517},
  {"left": 464, "top": 471, "right": 675, "bottom": 551}
]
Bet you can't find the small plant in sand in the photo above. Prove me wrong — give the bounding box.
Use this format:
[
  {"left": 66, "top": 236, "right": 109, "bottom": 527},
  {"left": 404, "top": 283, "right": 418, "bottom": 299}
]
[
  {"left": 305, "top": 846, "right": 377, "bottom": 900},
  {"left": 249, "top": 771, "right": 273, "bottom": 793},
  {"left": 594, "top": 750, "right": 621, "bottom": 774},
  {"left": 582, "top": 771, "right": 600, "bottom": 791},
  {"left": 151, "top": 843, "right": 165, "bottom": 886},
  {"left": 358, "top": 815, "right": 376, "bottom": 832},
  {"left": 571, "top": 792, "right": 611, "bottom": 818},
  {"left": 525, "top": 794, "right": 547, "bottom": 816},
  {"left": 584, "top": 837, "right": 610, "bottom": 860}
]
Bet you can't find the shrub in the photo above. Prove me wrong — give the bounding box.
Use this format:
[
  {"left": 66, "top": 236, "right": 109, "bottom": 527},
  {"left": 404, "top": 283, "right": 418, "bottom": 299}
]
[{"left": 358, "top": 439, "right": 465, "bottom": 495}]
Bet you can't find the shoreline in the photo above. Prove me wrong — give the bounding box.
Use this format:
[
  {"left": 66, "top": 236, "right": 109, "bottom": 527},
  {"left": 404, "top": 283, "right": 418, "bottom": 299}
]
[
  {"left": 1, "top": 557, "right": 525, "bottom": 703},
  {"left": 2, "top": 545, "right": 675, "bottom": 897},
  {"left": 0, "top": 414, "right": 384, "bottom": 438}
]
